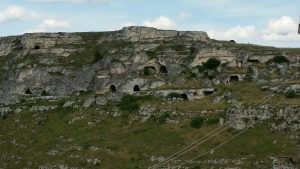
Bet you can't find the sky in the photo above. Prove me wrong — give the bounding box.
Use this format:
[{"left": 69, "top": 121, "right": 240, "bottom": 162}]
[{"left": 0, "top": 0, "right": 300, "bottom": 47}]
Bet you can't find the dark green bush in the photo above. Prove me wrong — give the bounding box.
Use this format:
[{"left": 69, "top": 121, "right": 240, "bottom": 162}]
[
  {"left": 93, "top": 50, "right": 104, "bottom": 63},
  {"left": 143, "top": 68, "right": 151, "bottom": 76},
  {"left": 190, "top": 116, "right": 205, "bottom": 129},
  {"left": 203, "top": 58, "right": 221, "bottom": 70},
  {"left": 207, "top": 117, "right": 219, "bottom": 125},
  {"left": 143, "top": 67, "right": 156, "bottom": 76},
  {"left": 286, "top": 89, "right": 297, "bottom": 98},
  {"left": 196, "top": 65, "right": 205, "bottom": 73},
  {"left": 117, "top": 95, "right": 157, "bottom": 112},
  {"left": 273, "top": 56, "right": 289, "bottom": 64},
  {"left": 146, "top": 51, "right": 157, "bottom": 59},
  {"left": 158, "top": 113, "right": 170, "bottom": 124},
  {"left": 118, "top": 95, "right": 140, "bottom": 112}
]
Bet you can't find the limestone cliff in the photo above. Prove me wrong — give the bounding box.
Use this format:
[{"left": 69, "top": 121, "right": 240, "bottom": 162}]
[{"left": 0, "top": 27, "right": 300, "bottom": 169}]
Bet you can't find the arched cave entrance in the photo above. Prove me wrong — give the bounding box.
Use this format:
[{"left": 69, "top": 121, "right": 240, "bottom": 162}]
[
  {"left": 134, "top": 85, "right": 140, "bottom": 92},
  {"left": 248, "top": 59, "right": 260, "bottom": 63},
  {"left": 25, "top": 89, "right": 32, "bottom": 95},
  {"left": 180, "top": 94, "right": 188, "bottom": 101},
  {"left": 110, "top": 85, "right": 117, "bottom": 93},
  {"left": 144, "top": 66, "right": 156, "bottom": 76},
  {"left": 230, "top": 75, "right": 240, "bottom": 82},
  {"left": 203, "top": 90, "right": 214, "bottom": 96},
  {"left": 41, "top": 90, "right": 48, "bottom": 96},
  {"left": 34, "top": 45, "right": 41, "bottom": 50},
  {"left": 160, "top": 65, "right": 168, "bottom": 74}
]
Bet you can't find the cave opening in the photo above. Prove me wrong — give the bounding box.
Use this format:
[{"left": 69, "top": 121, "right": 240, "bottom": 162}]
[
  {"left": 110, "top": 85, "right": 117, "bottom": 92},
  {"left": 203, "top": 90, "right": 214, "bottom": 96},
  {"left": 41, "top": 90, "right": 48, "bottom": 96},
  {"left": 34, "top": 45, "right": 41, "bottom": 50},
  {"left": 25, "top": 89, "right": 32, "bottom": 95},
  {"left": 133, "top": 85, "right": 140, "bottom": 92},
  {"left": 180, "top": 94, "right": 188, "bottom": 100}
]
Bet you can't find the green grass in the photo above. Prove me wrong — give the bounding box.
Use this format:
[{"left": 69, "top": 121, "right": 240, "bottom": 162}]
[
  {"left": 117, "top": 95, "right": 160, "bottom": 113},
  {"left": 0, "top": 103, "right": 297, "bottom": 169}
]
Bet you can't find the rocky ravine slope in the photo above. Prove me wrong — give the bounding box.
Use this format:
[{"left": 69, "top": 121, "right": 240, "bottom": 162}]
[{"left": 0, "top": 26, "right": 299, "bottom": 169}]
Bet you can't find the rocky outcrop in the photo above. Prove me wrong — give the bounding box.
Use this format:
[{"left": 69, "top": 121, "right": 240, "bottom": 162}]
[{"left": 0, "top": 26, "right": 299, "bottom": 108}]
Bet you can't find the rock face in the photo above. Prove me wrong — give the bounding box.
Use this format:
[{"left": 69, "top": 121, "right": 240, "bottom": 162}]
[
  {"left": 0, "top": 26, "right": 300, "bottom": 169},
  {"left": 0, "top": 26, "right": 299, "bottom": 106}
]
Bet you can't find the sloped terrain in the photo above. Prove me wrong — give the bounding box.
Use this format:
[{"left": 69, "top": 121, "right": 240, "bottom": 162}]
[{"left": 0, "top": 26, "right": 300, "bottom": 169}]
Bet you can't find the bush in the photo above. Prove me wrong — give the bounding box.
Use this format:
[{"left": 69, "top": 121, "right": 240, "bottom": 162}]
[
  {"left": 203, "top": 58, "right": 221, "bottom": 70},
  {"left": 196, "top": 65, "right": 205, "bottom": 73},
  {"left": 143, "top": 67, "right": 155, "bottom": 76},
  {"left": 117, "top": 95, "right": 157, "bottom": 113},
  {"left": 273, "top": 56, "right": 289, "bottom": 64},
  {"left": 207, "top": 117, "right": 219, "bottom": 125},
  {"left": 286, "top": 89, "right": 297, "bottom": 98},
  {"left": 190, "top": 116, "right": 205, "bottom": 129},
  {"left": 158, "top": 113, "right": 170, "bottom": 124},
  {"left": 93, "top": 50, "right": 104, "bottom": 63}
]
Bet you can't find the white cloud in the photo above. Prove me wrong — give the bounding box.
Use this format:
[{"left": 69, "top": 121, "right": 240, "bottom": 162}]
[
  {"left": 208, "top": 25, "right": 257, "bottom": 40},
  {"left": 143, "top": 16, "right": 176, "bottom": 29},
  {"left": 121, "top": 22, "right": 136, "bottom": 28},
  {"left": 262, "top": 16, "right": 300, "bottom": 41},
  {"left": 0, "top": 5, "right": 37, "bottom": 23},
  {"left": 27, "top": 19, "right": 71, "bottom": 32}
]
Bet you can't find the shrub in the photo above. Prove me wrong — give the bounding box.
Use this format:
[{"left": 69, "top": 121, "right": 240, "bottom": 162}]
[
  {"left": 273, "top": 56, "right": 289, "bottom": 64},
  {"left": 207, "top": 117, "right": 219, "bottom": 125},
  {"left": 118, "top": 95, "right": 140, "bottom": 112},
  {"left": 143, "top": 68, "right": 151, "bottom": 76},
  {"left": 146, "top": 51, "right": 157, "bottom": 59},
  {"left": 286, "top": 89, "right": 297, "bottom": 98},
  {"left": 196, "top": 65, "right": 205, "bottom": 73},
  {"left": 190, "top": 116, "right": 205, "bottom": 129},
  {"left": 143, "top": 67, "right": 155, "bottom": 76},
  {"left": 117, "top": 95, "right": 157, "bottom": 113},
  {"left": 158, "top": 113, "right": 170, "bottom": 124},
  {"left": 203, "top": 58, "right": 221, "bottom": 70},
  {"left": 93, "top": 50, "right": 104, "bottom": 63}
]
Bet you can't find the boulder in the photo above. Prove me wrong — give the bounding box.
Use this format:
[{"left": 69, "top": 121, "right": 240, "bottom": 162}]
[{"left": 83, "top": 97, "right": 95, "bottom": 108}]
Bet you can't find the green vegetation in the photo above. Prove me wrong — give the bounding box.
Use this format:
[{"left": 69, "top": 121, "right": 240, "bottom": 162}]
[
  {"left": 117, "top": 95, "right": 158, "bottom": 113},
  {"left": 190, "top": 116, "right": 205, "bottom": 129},
  {"left": 93, "top": 50, "right": 104, "bottom": 63},
  {"left": 272, "top": 55, "right": 289, "bottom": 64},
  {"left": 286, "top": 89, "right": 297, "bottom": 98},
  {"left": 196, "top": 65, "right": 205, "bottom": 73},
  {"left": 158, "top": 113, "right": 170, "bottom": 124},
  {"left": 171, "top": 45, "right": 186, "bottom": 52},
  {"left": 0, "top": 101, "right": 297, "bottom": 168},
  {"left": 207, "top": 116, "right": 220, "bottom": 125},
  {"left": 146, "top": 50, "right": 157, "bottom": 59},
  {"left": 203, "top": 58, "right": 221, "bottom": 70},
  {"left": 143, "top": 67, "right": 156, "bottom": 76}
]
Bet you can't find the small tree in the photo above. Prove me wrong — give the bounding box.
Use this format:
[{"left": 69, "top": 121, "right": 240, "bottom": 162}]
[
  {"left": 203, "top": 58, "right": 221, "bottom": 70},
  {"left": 190, "top": 116, "right": 205, "bottom": 129},
  {"left": 273, "top": 56, "right": 289, "bottom": 64},
  {"left": 286, "top": 89, "right": 297, "bottom": 98}
]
